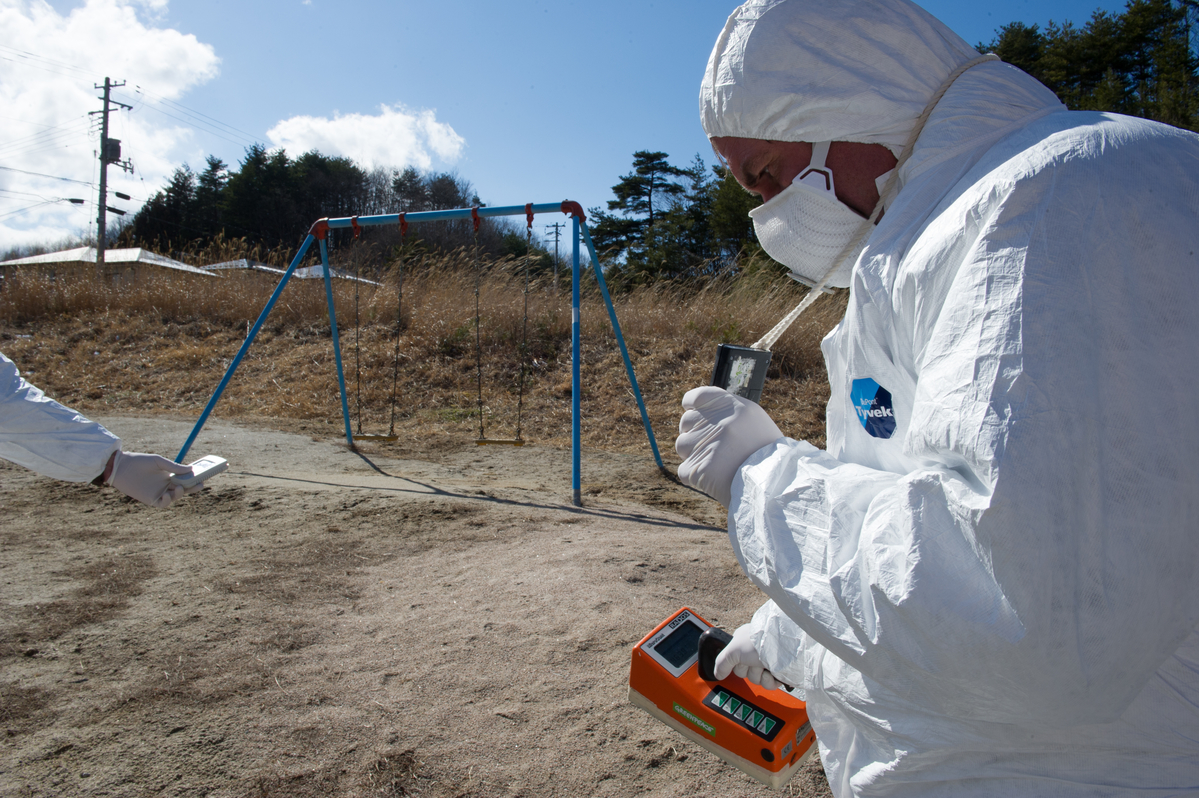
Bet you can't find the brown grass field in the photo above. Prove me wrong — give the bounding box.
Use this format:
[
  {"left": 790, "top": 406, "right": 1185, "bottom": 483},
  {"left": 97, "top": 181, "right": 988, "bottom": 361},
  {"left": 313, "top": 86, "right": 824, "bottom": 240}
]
[
  {"left": 0, "top": 255, "right": 845, "bottom": 798},
  {"left": 0, "top": 252, "right": 844, "bottom": 458}
]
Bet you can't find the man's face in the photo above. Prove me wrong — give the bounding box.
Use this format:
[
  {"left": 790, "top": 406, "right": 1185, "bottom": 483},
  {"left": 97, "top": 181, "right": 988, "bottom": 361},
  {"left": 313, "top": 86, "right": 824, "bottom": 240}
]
[
  {"left": 711, "top": 136, "right": 898, "bottom": 218},
  {"left": 711, "top": 137, "right": 813, "bottom": 204}
]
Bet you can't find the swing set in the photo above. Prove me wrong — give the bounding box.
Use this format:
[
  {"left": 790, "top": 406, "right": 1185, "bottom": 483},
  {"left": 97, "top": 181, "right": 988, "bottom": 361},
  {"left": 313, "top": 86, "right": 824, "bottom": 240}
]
[
  {"left": 175, "top": 201, "right": 663, "bottom": 506},
  {"left": 347, "top": 205, "right": 535, "bottom": 445}
]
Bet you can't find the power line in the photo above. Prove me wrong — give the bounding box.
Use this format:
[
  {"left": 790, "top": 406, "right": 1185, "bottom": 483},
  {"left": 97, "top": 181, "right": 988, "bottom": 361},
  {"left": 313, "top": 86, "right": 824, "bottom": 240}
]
[
  {"left": 120, "top": 85, "right": 260, "bottom": 146},
  {"left": 0, "top": 200, "right": 58, "bottom": 221},
  {"left": 0, "top": 113, "right": 89, "bottom": 135},
  {"left": 0, "top": 53, "right": 87, "bottom": 83},
  {"left": 0, "top": 125, "right": 91, "bottom": 161},
  {"left": 114, "top": 95, "right": 255, "bottom": 150},
  {"left": 0, "top": 194, "right": 85, "bottom": 210},
  {"left": 0, "top": 43, "right": 92, "bottom": 73},
  {"left": 0, "top": 126, "right": 85, "bottom": 154},
  {"left": 0, "top": 43, "right": 96, "bottom": 80},
  {"left": 0, "top": 164, "right": 95, "bottom": 187},
  {"left": 0, "top": 114, "right": 92, "bottom": 162},
  {"left": 0, "top": 188, "right": 56, "bottom": 201}
]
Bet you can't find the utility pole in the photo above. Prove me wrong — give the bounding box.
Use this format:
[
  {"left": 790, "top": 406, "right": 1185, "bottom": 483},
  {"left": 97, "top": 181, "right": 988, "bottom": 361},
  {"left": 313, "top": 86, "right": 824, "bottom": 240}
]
[
  {"left": 90, "top": 77, "right": 133, "bottom": 269},
  {"left": 544, "top": 221, "right": 565, "bottom": 294}
]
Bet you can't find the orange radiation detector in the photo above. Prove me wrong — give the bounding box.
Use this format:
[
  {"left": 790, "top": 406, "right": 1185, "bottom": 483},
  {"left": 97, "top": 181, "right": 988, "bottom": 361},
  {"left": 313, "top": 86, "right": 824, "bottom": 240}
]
[{"left": 628, "top": 607, "right": 817, "bottom": 789}]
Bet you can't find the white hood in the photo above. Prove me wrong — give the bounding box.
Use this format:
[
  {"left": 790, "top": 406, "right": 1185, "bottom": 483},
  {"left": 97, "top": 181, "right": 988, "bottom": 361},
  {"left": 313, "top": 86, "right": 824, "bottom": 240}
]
[{"left": 699, "top": 0, "right": 1063, "bottom": 178}]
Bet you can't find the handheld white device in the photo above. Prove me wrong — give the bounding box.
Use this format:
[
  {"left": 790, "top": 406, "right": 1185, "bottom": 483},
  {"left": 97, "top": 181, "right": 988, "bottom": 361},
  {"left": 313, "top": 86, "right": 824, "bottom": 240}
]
[{"left": 169, "top": 455, "right": 228, "bottom": 488}]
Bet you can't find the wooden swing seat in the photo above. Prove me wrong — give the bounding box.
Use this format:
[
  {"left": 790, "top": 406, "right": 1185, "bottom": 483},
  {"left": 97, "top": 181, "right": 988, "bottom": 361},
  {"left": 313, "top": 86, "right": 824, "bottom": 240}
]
[
  {"left": 355, "top": 434, "right": 399, "bottom": 442},
  {"left": 475, "top": 438, "right": 525, "bottom": 447}
]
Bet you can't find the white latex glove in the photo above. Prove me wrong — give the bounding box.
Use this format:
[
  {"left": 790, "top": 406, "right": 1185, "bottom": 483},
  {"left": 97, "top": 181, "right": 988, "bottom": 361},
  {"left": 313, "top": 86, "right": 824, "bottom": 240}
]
[
  {"left": 107, "top": 450, "right": 202, "bottom": 508},
  {"left": 676, "top": 386, "right": 783, "bottom": 507},
  {"left": 714, "top": 623, "right": 783, "bottom": 690}
]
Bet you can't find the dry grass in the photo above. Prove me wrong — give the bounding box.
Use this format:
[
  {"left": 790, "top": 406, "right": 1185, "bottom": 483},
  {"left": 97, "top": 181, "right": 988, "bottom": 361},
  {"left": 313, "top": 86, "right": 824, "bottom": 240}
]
[{"left": 0, "top": 251, "right": 846, "bottom": 456}]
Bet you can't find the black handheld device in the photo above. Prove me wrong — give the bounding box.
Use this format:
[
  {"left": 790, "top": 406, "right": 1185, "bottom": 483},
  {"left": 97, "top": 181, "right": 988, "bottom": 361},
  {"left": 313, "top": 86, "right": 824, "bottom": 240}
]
[
  {"left": 697, "top": 626, "right": 734, "bottom": 682},
  {"left": 711, "top": 344, "right": 772, "bottom": 404}
]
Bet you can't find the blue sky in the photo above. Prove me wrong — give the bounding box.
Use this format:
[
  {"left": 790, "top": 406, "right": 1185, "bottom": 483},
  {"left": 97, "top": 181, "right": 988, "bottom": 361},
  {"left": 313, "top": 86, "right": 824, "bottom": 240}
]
[{"left": 1, "top": 0, "right": 1129, "bottom": 250}]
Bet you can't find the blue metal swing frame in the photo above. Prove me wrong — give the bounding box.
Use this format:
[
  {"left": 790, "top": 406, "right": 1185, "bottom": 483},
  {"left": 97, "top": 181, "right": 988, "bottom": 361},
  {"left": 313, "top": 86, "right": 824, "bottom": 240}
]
[{"left": 176, "top": 200, "right": 663, "bottom": 507}]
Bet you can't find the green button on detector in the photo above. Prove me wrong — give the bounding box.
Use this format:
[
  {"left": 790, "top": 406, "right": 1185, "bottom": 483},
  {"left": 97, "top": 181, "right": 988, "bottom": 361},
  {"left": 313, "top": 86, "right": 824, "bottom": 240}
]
[
  {"left": 737, "top": 704, "right": 753, "bottom": 722},
  {"left": 715, "top": 692, "right": 729, "bottom": 708},
  {"left": 751, "top": 711, "right": 764, "bottom": 728},
  {"left": 758, "top": 717, "right": 776, "bottom": 735},
  {"left": 725, "top": 698, "right": 741, "bottom": 714}
]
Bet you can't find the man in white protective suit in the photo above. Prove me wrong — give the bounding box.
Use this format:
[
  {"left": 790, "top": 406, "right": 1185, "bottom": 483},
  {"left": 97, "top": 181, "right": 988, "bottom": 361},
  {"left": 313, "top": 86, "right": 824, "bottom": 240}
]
[
  {"left": 1, "top": 351, "right": 205, "bottom": 508},
  {"left": 674, "top": 0, "right": 1199, "bottom": 795}
]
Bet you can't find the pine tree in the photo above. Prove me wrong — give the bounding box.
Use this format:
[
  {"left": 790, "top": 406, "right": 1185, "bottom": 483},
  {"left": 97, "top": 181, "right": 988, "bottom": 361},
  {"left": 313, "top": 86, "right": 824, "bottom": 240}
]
[
  {"left": 194, "top": 156, "right": 228, "bottom": 239},
  {"left": 589, "top": 151, "right": 689, "bottom": 272},
  {"left": 392, "top": 166, "right": 429, "bottom": 212},
  {"left": 982, "top": 0, "right": 1198, "bottom": 130}
]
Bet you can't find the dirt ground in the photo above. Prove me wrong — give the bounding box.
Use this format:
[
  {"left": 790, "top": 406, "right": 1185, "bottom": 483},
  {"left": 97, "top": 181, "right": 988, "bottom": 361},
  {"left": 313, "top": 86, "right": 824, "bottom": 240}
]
[{"left": 0, "top": 414, "right": 832, "bottom": 798}]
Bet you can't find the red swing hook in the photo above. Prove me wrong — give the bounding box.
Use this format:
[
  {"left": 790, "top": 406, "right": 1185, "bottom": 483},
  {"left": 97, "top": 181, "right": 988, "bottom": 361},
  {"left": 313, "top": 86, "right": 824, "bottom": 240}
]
[{"left": 351, "top": 216, "right": 362, "bottom": 239}]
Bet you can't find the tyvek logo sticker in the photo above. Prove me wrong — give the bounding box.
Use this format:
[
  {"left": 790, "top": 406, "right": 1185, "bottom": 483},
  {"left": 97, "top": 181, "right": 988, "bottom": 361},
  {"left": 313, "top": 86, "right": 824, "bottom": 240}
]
[{"left": 850, "top": 378, "right": 896, "bottom": 439}]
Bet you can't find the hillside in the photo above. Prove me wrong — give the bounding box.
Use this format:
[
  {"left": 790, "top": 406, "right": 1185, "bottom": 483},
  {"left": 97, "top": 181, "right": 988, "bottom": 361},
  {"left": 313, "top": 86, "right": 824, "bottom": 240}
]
[{"left": 0, "top": 260, "right": 845, "bottom": 507}]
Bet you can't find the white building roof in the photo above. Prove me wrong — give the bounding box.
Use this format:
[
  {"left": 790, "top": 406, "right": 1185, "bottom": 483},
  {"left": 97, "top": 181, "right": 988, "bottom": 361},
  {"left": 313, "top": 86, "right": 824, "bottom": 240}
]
[
  {"left": 202, "top": 258, "right": 379, "bottom": 286},
  {"left": 0, "top": 247, "right": 215, "bottom": 277},
  {"left": 203, "top": 258, "right": 286, "bottom": 275}
]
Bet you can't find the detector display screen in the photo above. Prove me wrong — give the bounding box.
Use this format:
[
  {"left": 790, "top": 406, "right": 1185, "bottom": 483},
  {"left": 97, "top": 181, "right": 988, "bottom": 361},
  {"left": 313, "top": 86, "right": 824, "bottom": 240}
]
[{"left": 653, "top": 619, "right": 704, "bottom": 669}]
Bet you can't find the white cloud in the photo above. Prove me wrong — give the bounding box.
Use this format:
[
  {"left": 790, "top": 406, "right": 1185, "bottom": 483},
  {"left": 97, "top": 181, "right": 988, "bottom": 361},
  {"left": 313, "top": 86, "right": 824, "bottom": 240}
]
[
  {"left": 0, "top": 0, "right": 219, "bottom": 251},
  {"left": 266, "top": 104, "right": 465, "bottom": 172}
]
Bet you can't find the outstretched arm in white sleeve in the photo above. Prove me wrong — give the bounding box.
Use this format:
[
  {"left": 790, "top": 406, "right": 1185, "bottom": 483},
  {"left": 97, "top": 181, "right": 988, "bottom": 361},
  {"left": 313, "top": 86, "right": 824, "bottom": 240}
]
[{"left": 1, "top": 352, "right": 201, "bottom": 507}]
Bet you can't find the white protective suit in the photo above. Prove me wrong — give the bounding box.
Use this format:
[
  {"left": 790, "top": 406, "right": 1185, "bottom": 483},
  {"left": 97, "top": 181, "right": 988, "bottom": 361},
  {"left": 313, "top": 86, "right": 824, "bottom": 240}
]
[
  {"left": 1, "top": 351, "right": 120, "bottom": 482},
  {"left": 701, "top": 1, "right": 1199, "bottom": 795}
]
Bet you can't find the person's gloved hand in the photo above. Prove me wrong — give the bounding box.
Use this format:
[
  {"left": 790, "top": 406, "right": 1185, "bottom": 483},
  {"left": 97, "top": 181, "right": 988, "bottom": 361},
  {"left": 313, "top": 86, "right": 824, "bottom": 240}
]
[
  {"left": 676, "top": 386, "right": 783, "bottom": 507},
  {"left": 107, "top": 450, "right": 202, "bottom": 508},
  {"left": 715, "top": 623, "right": 783, "bottom": 690}
]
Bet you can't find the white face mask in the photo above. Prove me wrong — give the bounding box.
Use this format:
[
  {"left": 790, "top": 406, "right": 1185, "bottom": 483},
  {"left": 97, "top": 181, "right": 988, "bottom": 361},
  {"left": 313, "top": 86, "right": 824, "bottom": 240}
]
[{"left": 748, "top": 141, "right": 869, "bottom": 289}]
